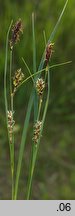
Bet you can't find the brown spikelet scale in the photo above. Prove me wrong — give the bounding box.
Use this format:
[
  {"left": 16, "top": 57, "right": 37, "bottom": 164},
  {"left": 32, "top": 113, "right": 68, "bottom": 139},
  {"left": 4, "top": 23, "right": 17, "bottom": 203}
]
[
  {"left": 33, "top": 121, "right": 42, "bottom": 144},
  {"left": 36, "top": 78, "right": 45, "bottom": 98},
  {"left": 13, "top": 68, "right": 24, "bottom": 93},
  {"left": 10, "top": 19, "right": 23, "bottom": 50},
  {"left": 7, "top": 111, "right": 15, "bottom": 144}
]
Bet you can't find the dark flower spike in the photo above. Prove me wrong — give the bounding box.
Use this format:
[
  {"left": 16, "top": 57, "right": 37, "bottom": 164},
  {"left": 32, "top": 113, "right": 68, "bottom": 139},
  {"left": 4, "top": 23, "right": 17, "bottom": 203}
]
[
  {"left": 45, "top": 43, "right": 54, "bottom": 65},
  {"left": 10, "top": 19, "right": 23, "bottom": 50}
]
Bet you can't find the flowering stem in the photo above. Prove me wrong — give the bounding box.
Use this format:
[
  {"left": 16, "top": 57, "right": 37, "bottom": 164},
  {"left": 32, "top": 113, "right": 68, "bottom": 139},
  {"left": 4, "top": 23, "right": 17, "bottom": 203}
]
[
  {"left": 10, "top": 50, "right": 13, "bottom": 107},
  {"left": 4, "top": 20, "right": 14, "bottom": 200},
  {"left": 11, "top": 93, "right": 14, "bottom": 200},
  {"left": 10, "top": 49, "right": 14, "bottom": 200},
  {"left": 37, "top": 99, "right": 42, "bottom": 120},
  {"left": 26, "top": 144, "right": 37, "bottom": 200},
  {"left": 26, "top": 67, "right": 50, "bottom": 199}
]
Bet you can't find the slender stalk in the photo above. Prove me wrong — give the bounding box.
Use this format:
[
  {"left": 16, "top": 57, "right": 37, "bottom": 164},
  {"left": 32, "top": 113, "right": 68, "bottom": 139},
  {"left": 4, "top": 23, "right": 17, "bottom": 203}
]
[
  {"left": 37, "top": 99, "right": 42, "bottom": 120},
  {"left": 26, "top": 145, "right": 34, "bottom": 200},
  {"left": 4, "top": 20, "right": 14, "bottom": 200},
  {"left": 26, "top": 144, "right": 37, "bottom": 200},
  {"left": 11, "top": 93, "right": 14, "bottom": 200},
  {"left": 9, "top": 49, "right": 15, "bottom": 200},
  {"left": 4, "top": 21, "right": 13, "bottom": 140},
  {"left": 10, "top": 50, "right": 13, "bottom": 107}
]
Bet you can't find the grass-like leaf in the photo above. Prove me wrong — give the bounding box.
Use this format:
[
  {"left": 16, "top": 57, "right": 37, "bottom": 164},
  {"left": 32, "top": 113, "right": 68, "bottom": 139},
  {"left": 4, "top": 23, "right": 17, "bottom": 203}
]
[
  {"left": 14, "top": 92, "right": 34, "bottom": 199},
  {"left": 32, "top": 13, "right": 38, "bottom": 121},
  {"left": 22, "top": 57, "right": 35, "bottom": 84},
  {"left": 16, "top": 61, "right": 72, "bottom": 90},
  {"left": 38, "top": 0, "right": 69, "bottom": 71}
]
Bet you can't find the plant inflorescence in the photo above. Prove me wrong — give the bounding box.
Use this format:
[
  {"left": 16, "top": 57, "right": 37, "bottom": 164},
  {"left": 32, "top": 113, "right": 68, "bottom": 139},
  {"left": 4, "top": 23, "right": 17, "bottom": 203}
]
[{"left": 4, "top": 0, "right": 71, "bottom": 200}]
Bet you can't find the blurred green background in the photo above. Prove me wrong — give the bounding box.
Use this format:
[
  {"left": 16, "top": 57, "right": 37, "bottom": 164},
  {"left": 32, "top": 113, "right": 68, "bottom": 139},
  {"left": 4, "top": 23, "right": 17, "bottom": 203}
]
[{"left": 0, "top": 0, "right": 75, "bottom": 199}]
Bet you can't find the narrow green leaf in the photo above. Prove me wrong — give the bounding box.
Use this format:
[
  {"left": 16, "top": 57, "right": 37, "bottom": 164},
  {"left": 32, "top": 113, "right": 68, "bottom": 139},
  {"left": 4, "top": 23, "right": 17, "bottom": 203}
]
[
  {"left": 22, "top": 57, "right": 35, "bottom": 84},
  {"left": 32, "top": 12, "right": 36, "bottom": 75},
  {"left": 14, "top": 92, "right": 34, "bottom": 199},
  {"left": 17, "top": 61, "right": 71, "bottom": 90},
  {"left": 32, "top": 12, "right": 38, "bottom": 121},
  {"left": 38, "top": 0, "right": 69, "bottom": 71}
]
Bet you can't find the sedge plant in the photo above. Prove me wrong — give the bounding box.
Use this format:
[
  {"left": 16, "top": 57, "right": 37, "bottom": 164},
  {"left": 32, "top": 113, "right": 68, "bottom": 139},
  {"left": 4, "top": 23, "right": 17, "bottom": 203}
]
[{"left": 4, "top": 0, "right": 71, "bottom": 200}]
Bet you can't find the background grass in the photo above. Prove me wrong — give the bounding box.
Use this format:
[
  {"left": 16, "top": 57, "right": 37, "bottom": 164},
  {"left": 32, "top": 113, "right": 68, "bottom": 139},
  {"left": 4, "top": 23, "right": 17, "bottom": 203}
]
[{"left": 0, "top": 0, "right": 75, "bottom": 199}]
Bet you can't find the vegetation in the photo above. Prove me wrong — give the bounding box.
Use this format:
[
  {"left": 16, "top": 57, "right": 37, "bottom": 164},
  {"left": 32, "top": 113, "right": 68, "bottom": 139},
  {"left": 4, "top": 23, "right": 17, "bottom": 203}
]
[{"left": 0, "top": 0, "right": 75, "bottom": 199}]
